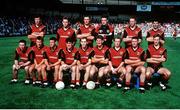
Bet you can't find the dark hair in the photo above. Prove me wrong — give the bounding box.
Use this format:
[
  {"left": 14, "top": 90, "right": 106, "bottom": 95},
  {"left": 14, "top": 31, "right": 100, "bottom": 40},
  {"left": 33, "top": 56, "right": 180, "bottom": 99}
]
[
  {"left": 49, "top": 37, "right": 56, "bottom": 41},
  {"left": 96, "top": 35, "right": 104, "bottom": 40},
  {"left": 131, "top": 37, "right": 138, "bottom": 40},
  {"left": 37, "top": 36, "right": 43, "bottom": 42},
  {"left": 19, "top": 40, "right": 26, "bottom": 45},
  {"left": 66, "top": 38, "right": 73, "bottom": 43},
  {"left": 80, "top": 37, "right": 87, "bottom": 41},
  {"left": 153, "top": 34, "right": 161, "bottom": 39},
  {"left": 101, "top": 15, "right": 108, "bottom": 19},
  {"left": 114, "top": 37, "right": 121, "bottom": 41},
  {"left": 63, "top": 16, "right": 69, "bottom": 21}
]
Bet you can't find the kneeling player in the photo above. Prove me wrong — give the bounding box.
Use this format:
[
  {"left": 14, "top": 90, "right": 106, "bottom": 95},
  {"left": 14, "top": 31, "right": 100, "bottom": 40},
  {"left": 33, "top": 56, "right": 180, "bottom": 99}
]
[
  {"left": 11, "top": 40, "right": 32, "bottom": 84},
  {"left": 105, "top": 37, "right": 126, "bottom": 88},
  {"left": 29, "top": 37, "right": 48, "bottom": 87},
  {"left": 59, "top": 38, "right": 79, "bottom": 89},
  {"left": 124, "top": 37, "right": 146, "bottom": 93},
  {"left": 76, "top": 38, "right": 93, "bottom": 88},
  {"left": 89, "top": 35, "right": 109, "bottom": 88},
  {"left": 42, "top": 37, "right": 61, "bottom": 87},
  {"left": 146, "top": 34, "right": 171, "bottom": 91}
]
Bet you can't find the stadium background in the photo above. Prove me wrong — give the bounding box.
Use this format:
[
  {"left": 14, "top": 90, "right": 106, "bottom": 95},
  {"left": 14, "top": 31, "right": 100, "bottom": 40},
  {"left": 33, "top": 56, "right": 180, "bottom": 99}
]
[{"left": 0, "top": 0, "right": 180, "bottom": 109}]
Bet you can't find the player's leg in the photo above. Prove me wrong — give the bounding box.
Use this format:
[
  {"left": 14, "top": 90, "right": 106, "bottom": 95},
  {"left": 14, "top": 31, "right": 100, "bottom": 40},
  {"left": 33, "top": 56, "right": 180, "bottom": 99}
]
[
  {"left": 103, "top": 66, "right": 112, "bottom": 87},
  {"left": 145, "top": 67, "right": 154, "bottom": 88},
  {"left": 89, "top": 65, "right": 98, "bottom": 81},
  {"left": 82, "top": 65, "right": 91, "bottom": 87},
  {"left": 70, "top": 65, "right": 77, "bottom": 88},
  {"left": 41, "top": 64, "right": 48, "bottom": 87},
  {"left": 157, "top": 67, "right": 171, "bottom": 90},
  {"left": 75, "top": 65, "right": 82, "bottom": 87},
  {"left": 29, "top": 64, "right": 36, "bottom": 85},
  {"left": 58, "top": 65, "right": 64, "bottom": 81},
  {"left": 53, "top": 65, "right": 60, "bottom": 83},
  {"left": 11, "top": 64, "right": 19, "bottom": 83},
  {"left": 36, "top": 66, "right": 42, "bottom": 86},
  {"left": 98, "top": 66, "right": 106, "bottom": 86},
  {"left": 134, "top": 66, "right": 146, "bottom": 93},
  {"left": 124, "top": 65, "right": 133, "bottom": 91},
  {"left": 24, "top": 65, "right": 30, "bottom": 85},
  {"left": 117, "top": 67, "right": 126, "bottom": 88}
]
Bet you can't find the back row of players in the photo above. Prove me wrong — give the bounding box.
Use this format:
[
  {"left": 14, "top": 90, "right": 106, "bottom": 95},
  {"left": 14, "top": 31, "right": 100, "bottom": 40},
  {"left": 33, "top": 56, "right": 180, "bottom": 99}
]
[{"left": 11, "top": 16, "right": 171, "bottom": 93}]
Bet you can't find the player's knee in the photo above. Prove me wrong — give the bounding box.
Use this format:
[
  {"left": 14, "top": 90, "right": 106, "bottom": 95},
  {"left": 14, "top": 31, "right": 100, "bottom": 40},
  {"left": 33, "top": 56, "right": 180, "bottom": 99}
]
[
  {"left": 12, "top": 64, "right": 16, "bottom": 70},
  {"left": 126, "top": 65, "right": 132, "bottom": 73}
]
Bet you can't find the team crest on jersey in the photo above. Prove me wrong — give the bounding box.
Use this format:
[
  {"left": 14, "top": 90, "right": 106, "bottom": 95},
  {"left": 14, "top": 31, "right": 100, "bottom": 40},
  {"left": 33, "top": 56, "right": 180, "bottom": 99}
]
[
  {"left": 86, "top": 52, "right": 89, "bottom": 55},
  {"left": 107, "top": 30, "right": 110, "bottom": 33},
  {"left": 159, "top": 50, "right": 163, "bottom": 54},
  {"left": 89, "top": 28, "right": 92, "bottom": 32},
  {"left": 135, "top": 31, "right": 138, "bottom": 35},
  {"left": 72, "top": 53, "right": 75, "bottom": 56},
  {"left": 68, "top": 31, "right": 71, "bottom": 35},
  {"left": 99, "top": 30, "right": 103, "bottom": 33},
  {"left": 136, "top": 51, "right": 140, "bottom": 56},
  {"left": 120, "top": 51, "right": 123, "bottom": 56}
]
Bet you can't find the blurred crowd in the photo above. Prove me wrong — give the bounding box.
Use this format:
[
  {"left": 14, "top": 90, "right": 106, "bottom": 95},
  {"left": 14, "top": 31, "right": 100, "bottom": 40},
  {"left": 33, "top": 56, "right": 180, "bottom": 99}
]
[{"left": 0, "top": 16, "right": 179, "bottom": 37}]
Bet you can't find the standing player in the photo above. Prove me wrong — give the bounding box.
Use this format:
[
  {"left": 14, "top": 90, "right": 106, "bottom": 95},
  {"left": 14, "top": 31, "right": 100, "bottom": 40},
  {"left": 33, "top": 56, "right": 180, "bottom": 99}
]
[
  {"left": 146, "top": 21, "right": 165, "bottom": 46},
  {"left": 56, "top": 17, "right": 76, "bottom": 49},
  {"left": 41, "top": 37, "right": 61, "bottom": 86},
  {"left": 122, "top": 17, "right": 142, "bottom": 48},
  {"left": 77, "top": 16, "right": 97, "bottom": 47},
  {"left": 28, "top": 16, "right": 46, "bottom": 47},
  {"left": 29, "top": 37, "right": 48, "bottom": 87},
  {"left": 124, "top": 37, "right": 146, "bottom": 93},
  {"left": 10, "top": 40, "right": 32, "bottom": 84},
  {"left": 59, "top": 38, "right": 79, "bottom": 89},
  {"left": 146, "top": 34, "right": 171, "bottom": 91},
  {"left": 105, "top": 37, "right": 126, "bottom": 88},
  {"left": 95, "top": 16, "right": 114, "bottom": 48},
  {"left": 89, "top": 35, "right": 109, "bottom": 88},
  {"left": 76, "top": 38, "right": 93, "bottom": 88}
]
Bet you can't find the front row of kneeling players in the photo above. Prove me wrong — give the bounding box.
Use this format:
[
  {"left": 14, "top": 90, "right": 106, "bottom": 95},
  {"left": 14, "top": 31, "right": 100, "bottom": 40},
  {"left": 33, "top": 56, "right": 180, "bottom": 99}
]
[{"left": 11, "top": 35, "right": 171, "bottom": 92}]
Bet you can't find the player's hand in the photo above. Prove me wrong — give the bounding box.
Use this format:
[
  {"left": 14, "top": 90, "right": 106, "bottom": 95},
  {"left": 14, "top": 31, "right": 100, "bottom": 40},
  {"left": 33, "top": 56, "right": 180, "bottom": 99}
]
[
  {"left": 15, "top": 65, "right": 20, "bottom": 69},
  {"left": 111, "top": 67, "right": 116, "bottom": 74}
]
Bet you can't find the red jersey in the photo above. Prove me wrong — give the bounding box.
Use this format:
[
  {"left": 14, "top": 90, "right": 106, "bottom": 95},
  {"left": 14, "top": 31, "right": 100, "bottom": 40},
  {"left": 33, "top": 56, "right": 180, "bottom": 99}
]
[
  {"left": 32, "top": 45, "right": 47, "bottom": 64},
  {"left": 122, "top": 26, "right": 142, "bottom": 48},
  {"left": 92, "top": 46, "right": 109, "bottom": 59},
  {"left": 15, "top": 47, "right": 32, "bottom": 62},
  {"left": 146, "top": 45, "right": 167, "bottom": 71},
  {"left": 56, "top": 27, "right": 76, "bottom": 49},
  {"left": 77, "top": 25, "right": 97, "bottom": 47},
  {"left": 45, "top": 46, "right": 61, "bottom": 64},
  {"left": 78, "top": 47, "right": 93, "bottom": 64},
  {"left": 108, "top": 47, "right": 126, "bottom": 68},
  {"left": 146, "top": 29, "right": 164, "bottom": 46},
  {"left": 59, "top": 47, "right": 79, "bottom": 65},
  {"left": 28, "top": 24, "right": 46, "bottom": 42},
  {"left": 125, "top": 46, "right": 145, "bottom": 61}
]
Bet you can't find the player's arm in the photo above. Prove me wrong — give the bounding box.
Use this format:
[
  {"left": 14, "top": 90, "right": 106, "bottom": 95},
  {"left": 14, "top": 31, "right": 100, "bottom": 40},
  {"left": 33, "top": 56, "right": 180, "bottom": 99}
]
[
  {"left": 83, "top": 52, "right": 93, "bottom": 67},
  {"left": 138, "top": 30, "right": 142, "bottom": 43},
  {"left": 132, "top": 51, "right": 146, "bottom": 66},
  {"left": 50, "top": 51, "right": 62, "bottom": 67},
  {"left": 99, "top": 50, "right": 109, "bottom": 64},
  {"left": 146, "top": 49, "right": 160, "bottom": 63},
  {"left": 122, "top": 30, "right": 132, "bottom": 42},
  {"left": 146, "top": 32, "right": 154, "bottom": 42},
  {"left": 59, "top": 49, "right": 66, "bottom": 65},
  {"left": 14, "top": 50, "right": 20, "bottom": 69}
]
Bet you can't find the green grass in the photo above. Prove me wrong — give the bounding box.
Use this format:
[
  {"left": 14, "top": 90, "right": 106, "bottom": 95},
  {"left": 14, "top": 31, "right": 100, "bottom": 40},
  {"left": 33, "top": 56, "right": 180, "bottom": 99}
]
[{"left": 0, "top": 35, "right": 180, "bottom": 109}]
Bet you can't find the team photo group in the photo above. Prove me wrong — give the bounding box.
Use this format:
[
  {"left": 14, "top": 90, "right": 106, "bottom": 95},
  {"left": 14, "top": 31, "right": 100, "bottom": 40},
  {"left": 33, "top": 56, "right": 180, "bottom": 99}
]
[{"left": 10, "top": 15, "right": 171, "bottom": 93}]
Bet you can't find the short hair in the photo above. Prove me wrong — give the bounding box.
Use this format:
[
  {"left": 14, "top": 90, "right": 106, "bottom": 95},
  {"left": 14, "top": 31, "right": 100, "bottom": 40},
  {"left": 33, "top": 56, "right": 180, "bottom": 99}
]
[
  {"left": 153, "top": 34, "right": 161, "bottom": 39},
  {"left": 129, "top": 17, "right": 136, "bottom": 21},
  {"left": 37, "top": 36, "right": 43, "bottom": 42},
  {"left": 114, "top": 37, "right": 121, "bottom": 41},
  {"left": 66, "top": 38, "right": 73, "bottom": 43},
  {"left": 49, "top": 37, "right": 56, "bottom": 41},
  {"left": 63, "top": 16, "right": 69, "bottom": 21},
  {"left": 101, "top": 15, "right": 108, "bottom": 19},
  {"left": 96, "top": 35, "right": 104, "bottom": 40},
  {"left": 132, "top": 37, "right": 138, "bottom": 40},
  {"left": 19, "top": 39, "right": 26, "bottom": 45}
]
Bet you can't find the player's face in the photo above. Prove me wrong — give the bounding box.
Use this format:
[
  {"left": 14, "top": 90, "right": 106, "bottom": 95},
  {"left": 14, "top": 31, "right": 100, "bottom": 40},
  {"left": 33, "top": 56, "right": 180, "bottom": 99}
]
[
  {"left": 80, "top": 39, "right": 87, "bottom": 48},
  {"left": 36, "top": 40, "right": 42, "bottom": 48},
  {"left": 19, "top": 42, "right": 25, "bottom": 50},
  {"left": 114, "top": 38, "right": 121, "bottom": 47},
  {"left": 132, "top": 39, "right": 138, "bottom": 48},
  {"left": 154, "top": 37, "right": 160, "bottom": 46},
  {"left": 129, "top": 18, "right": 136, "bottom": 27},
  {"left": 50, "top": 40, "right": 55, "bottom": 48},
  {"left": 34, "top": 17, "right": 40, "bottom": 25},
  {"left": 153, "top": 21, "right": 159, "bottom": 29},
  {"left": 66, "top": 42, "right": 73, "bottom": 49},
  {"left": 84, "top": 17, "right": 90, "bottom": 25},
  {"left": 62, "top": 19, "right": 69, "bottom": 28},
  {"left": 96, "top": 38, "right": 103, "bottom": 46},
  {"left": 101, "top": 18, "right": 107, "bottom": 25}
]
